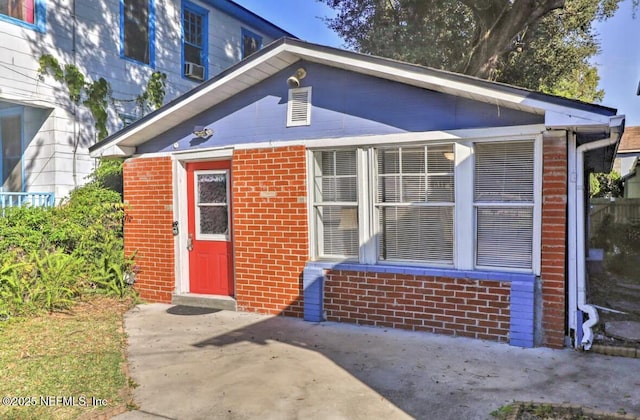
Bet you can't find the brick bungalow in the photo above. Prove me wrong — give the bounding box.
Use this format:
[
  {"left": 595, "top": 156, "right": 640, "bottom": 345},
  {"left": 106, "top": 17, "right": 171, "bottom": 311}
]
[{"left": 89, "top": 38, "right": 624, "bottom": 350}]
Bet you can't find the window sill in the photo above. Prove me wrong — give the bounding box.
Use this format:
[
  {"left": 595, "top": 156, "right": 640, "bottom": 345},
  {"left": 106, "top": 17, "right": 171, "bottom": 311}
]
[
  {"left": 0, "top": 14, "right": 45, "bottom": 32},
  {"left": 305, "top": 261, "right": 535, "bottom": 283}
]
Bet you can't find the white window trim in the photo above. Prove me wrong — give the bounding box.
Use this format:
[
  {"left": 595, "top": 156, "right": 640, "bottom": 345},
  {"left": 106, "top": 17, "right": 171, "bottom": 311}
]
[
  {"left": 194, "top": 169, "right": 230, "bottom": 241},
  {"left": 307, "top": 133, "right": 543, "bottom": 275}
]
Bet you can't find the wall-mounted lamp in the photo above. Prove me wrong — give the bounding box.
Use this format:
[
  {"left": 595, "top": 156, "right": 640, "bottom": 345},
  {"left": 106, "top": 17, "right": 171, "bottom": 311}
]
[
  {"left": 192, "top": 125, "right": 213, "bottom": 139},
  {"left": 287, "top": 67, "right": 307, "bottom": 88}
]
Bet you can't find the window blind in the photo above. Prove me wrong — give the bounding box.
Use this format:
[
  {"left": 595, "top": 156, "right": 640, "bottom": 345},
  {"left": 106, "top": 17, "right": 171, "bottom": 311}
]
[
  {"left": 313, "top": 150, "right": 358, "bottom": 258},
  {"left": 474, "top": 141, "right": 534, "bottom": 269},
  {"left": 376, "top": 145, "right": 455, "bottom": 264}
]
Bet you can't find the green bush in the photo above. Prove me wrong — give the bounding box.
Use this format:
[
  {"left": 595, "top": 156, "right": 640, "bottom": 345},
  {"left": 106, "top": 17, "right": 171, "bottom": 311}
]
[{"left": 0, "top": 159, "right": 133, "bottom": 318}]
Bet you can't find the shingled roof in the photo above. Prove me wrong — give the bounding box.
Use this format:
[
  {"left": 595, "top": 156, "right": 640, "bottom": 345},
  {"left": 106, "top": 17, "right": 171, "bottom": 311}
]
[{"left": 618, "top": 126, "right": 640, "bottom": 154}]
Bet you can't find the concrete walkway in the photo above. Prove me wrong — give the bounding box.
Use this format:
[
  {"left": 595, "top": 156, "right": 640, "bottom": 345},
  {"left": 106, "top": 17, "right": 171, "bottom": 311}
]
[{"left": 115, "top": 304, "right": 640, "bottom": 420}]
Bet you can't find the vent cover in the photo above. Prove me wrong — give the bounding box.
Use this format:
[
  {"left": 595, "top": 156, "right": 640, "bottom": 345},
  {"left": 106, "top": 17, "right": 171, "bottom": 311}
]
[{"left": 287, "top": 87, "right": 312, "bottom": 127}]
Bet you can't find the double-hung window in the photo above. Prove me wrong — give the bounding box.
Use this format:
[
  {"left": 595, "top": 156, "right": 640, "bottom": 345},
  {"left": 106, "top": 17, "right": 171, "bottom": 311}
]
[
  {"left": 0, "top": 0, "right": 45, "bottom": 31},
  {"left": 310, "top": 137, "right": 539, "bottom": 274},
  {"left": 182, "top": 1, "right": 208, "bottom": 81},
  {"left": 474, "top": 141, "right": 535, "bottom": 270},
  {"left": 312, "top": 150, "right": 359, "bottom": 259},
  {"left": 376, "top": 145, "right": 455, "bottom": 264},
  {"left": 122, "top": 0, "right": 155, "bottom": 66}
]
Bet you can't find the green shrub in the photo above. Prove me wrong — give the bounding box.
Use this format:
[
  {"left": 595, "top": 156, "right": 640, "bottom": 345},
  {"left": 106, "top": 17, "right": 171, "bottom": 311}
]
[{"left": 0, "top": 159, "right": 132, "bottom": 318}]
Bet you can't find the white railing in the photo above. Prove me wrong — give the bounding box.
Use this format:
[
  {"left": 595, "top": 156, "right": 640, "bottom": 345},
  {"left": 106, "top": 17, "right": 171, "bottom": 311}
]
[{"left": 0, "top": 192, "right": 55, "bottom": 209}]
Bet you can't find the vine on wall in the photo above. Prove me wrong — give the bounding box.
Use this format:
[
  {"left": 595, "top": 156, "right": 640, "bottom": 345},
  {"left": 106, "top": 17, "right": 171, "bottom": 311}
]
[{"left": 38, "top": 54, "right": 167, "bottom": 140}]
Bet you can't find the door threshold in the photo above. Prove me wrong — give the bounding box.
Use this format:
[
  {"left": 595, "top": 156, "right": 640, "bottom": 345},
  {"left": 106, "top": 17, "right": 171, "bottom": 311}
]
[{"left": 172, "top": 293, "right": 237, "bottom": 311}]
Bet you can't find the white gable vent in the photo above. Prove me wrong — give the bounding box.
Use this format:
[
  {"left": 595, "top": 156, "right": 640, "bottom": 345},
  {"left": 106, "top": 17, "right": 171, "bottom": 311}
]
[{"left": 287, "top": 87, "right": 312, "bottom": 127}]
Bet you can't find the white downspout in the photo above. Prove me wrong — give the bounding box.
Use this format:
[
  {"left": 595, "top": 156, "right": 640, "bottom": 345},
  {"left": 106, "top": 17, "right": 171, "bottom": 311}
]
[{"left": 573, "top": 117, "right": 624, "bottom": 350}]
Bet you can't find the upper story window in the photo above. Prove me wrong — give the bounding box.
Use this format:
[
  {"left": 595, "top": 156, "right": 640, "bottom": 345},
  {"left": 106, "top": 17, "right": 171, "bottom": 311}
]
[
  {"left": 0, "top": 0, "right": 45, "bottom": 31},
  {"left": 121, "top": 0, "right": 155, "bottom": 66},
  {"left": 182, "top": 1, "right": 208, "bottom": 81},
  {"left": 241, "top": 28, "right": 262, "bottom": 59}
]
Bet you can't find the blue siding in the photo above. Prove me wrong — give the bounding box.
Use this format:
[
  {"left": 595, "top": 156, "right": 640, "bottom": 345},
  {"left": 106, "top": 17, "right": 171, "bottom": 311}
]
[
  {"left": 509, "top": 280, "right": 536, "bottom": 348},
  {"left": 137, "top": 62, "right": 544, "bottom": 154}
]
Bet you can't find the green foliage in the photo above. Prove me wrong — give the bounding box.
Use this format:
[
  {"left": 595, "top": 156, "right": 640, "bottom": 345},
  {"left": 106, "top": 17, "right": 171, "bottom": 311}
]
[
  {"left": 88, "top": 159, "right": 124, "bottom": 196},
  {"left": 589, "top": 171, "right": 623, "bottom": 198},
  {"left": 137, "top": 71, "right": 168, "bottom": 115},
  {"left": 30, "top": 251, "right": 84, "bottom": 313},
  {"left": 321, "top": 0, "right": 638, "bottom": 101},
  {"left": 0, "top": 161, "right": 134, "bottom": 318},
  {"left": 38, "top": 55, "right": 167, "bottom": 140}
]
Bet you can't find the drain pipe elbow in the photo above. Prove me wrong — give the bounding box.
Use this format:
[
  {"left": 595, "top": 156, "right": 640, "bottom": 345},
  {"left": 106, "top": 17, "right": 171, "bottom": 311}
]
[{"left": 575, "top": 119, "right": 623, "bottom": 350}]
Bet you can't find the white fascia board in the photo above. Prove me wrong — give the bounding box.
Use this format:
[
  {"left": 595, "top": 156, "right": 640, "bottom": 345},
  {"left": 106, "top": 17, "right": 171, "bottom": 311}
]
[
  {"left": 89, "top": 144, "right": 136, "bottom": 158},
  {"left": 545, "top": 110, "right": 612, "bottom": 128},
  {"left": 171, "top": 147, "right": 234, "bottom": 161}
]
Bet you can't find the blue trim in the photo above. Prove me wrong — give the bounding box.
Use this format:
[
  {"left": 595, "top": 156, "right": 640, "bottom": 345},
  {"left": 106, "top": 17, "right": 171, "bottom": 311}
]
[
  {"left": 305, "top": 261, "right": 536, "bottom": 284},
  {"left": 0, "top": 0, "right": 46, "bottom": 32},
  {"left": 241, "top": 27, "right": 262, "bottom": 59},
  {"left": 303, "top": 266, "right": 324, "bottom": 322},
  {"left": 181, "top": 0, "right": 209, "bottom": 82},
  {"left": 120, "top": 0, "right": 156, "bottom": 68},
  {"left": 304, "top": 261, "right": 537, "bottom": 348},
  {"left": 200, "top": 0, "right": 295, "bottom": 39}
]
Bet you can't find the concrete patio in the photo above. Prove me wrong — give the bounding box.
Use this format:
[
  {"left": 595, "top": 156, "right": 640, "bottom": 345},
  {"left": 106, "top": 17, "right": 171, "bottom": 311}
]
[{"left": 115, "top": 303, "right": 640, "bottom": 420}]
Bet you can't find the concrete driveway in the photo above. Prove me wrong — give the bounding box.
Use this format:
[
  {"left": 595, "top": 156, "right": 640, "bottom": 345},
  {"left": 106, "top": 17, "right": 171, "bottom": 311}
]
[{"left": 115, "top": 304, "right": 640, "bottom": 420}]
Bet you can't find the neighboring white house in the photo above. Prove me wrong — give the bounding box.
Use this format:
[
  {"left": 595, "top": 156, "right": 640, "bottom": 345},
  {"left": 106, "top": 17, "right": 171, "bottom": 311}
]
[
  {"left": 616, "top": 126, "right": 640, "bottom": 198},
  {"left": 0, "top": 0, "right": 293, "bottom": 201}
]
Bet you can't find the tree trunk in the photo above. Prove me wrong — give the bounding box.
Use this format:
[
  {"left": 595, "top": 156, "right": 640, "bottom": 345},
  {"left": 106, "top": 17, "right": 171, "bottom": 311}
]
[{"left": 461, "top": 0, "right": 565, "bottom": 79}]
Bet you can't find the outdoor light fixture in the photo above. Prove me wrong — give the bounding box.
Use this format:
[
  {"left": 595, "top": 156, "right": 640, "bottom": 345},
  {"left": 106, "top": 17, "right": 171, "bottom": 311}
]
[
  {"left": 192, "top": 125, "right": 213, "bottom": 139},
  {"left": 287, "top": 67, "right": 307, "bottom": 88}
]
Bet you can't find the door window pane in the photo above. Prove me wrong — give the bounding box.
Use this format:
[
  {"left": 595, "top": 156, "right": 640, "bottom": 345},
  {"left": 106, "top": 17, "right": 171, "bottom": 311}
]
[
  {"left": 198, "top": 173, "right": 226, "bottom": 203},
  {"left": 200, "top": 206, "right": 228, "bottom": 235},
  {"left": 195, "top": 171, "right": 229, "bottom": 238}
]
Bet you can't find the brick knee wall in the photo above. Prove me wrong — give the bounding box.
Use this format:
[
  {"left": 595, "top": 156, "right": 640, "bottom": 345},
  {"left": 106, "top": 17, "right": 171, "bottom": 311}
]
[
  {"left": 123, "top": 156, "right": 175, "bottom": 303},
  {"left": 541, "top": 135, "right": 568, "bottom": 348},
  {"left": 232, "top": 146, "right": 308, "bottom": 317},
  {"left": 324, "top": 271, "right": 511, "bottom": 342}
]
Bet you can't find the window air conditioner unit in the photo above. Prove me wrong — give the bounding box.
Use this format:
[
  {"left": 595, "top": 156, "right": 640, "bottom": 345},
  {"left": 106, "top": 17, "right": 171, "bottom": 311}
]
[{"left": 185, "top": 62, "right": 205, "bottom": 80}]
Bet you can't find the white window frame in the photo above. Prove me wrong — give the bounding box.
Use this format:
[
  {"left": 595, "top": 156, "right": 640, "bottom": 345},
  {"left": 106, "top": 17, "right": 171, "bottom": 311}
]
[
  {"left": 310, "top": 149, "right": 359, "bottom": 260},
  {"left": 194, "top": 169, "right": 230, "bottom": 241},
  {"left": 308, "top": 133, "right": 542, "bottom": 275}
]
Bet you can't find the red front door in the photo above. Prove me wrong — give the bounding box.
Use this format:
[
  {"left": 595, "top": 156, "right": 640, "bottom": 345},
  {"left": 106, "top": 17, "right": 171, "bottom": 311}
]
[{"left": 186, "top": 161, "right": 233, "bottom": 295}]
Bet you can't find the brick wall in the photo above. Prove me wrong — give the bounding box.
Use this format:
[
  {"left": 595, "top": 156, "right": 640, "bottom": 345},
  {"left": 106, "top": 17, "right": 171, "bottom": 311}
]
[
  {"left": 541, "top": 135, "right": 568, "bottom": 348},
  {"left": 232, "top": 146, "right": 308, "bottom": 317},
  {"left": 123, "top": 156, "right": 175, "bottom": 303},
  {"left": 324, "top": 271, "right": 511, "bottom": 342}
]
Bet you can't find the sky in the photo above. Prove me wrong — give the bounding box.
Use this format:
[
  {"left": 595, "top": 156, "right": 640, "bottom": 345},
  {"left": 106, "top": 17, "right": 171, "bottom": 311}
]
[{"left": 234, "top": 0, "right": 640, "bottom": 126}]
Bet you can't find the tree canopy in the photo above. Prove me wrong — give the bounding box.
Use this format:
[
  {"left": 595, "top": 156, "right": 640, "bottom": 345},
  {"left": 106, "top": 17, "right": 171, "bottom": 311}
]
[{"left": 320, "top": 0, "right": 638, "bottom": 102}]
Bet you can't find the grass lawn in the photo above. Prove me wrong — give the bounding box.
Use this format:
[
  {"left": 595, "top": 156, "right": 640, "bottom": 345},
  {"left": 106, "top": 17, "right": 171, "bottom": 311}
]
[{"left": 0, "top": 296, "right": 135, "bottom": 420}]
